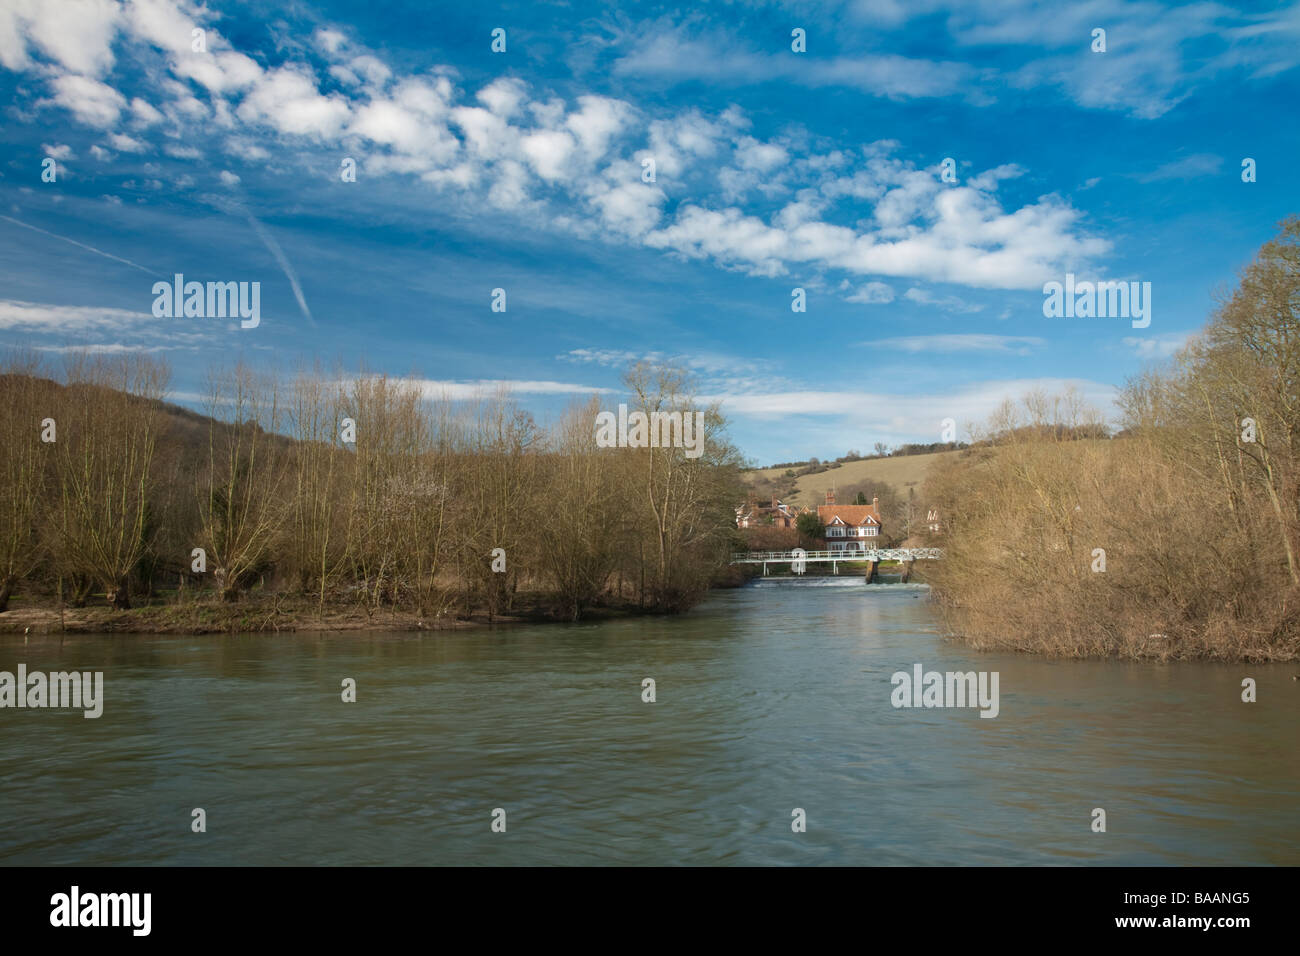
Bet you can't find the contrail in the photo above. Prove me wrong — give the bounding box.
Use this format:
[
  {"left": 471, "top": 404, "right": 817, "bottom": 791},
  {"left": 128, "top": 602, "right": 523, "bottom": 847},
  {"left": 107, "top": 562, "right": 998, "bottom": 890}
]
[
  {"left": 0, "top": 214, "right": 154, "bottom": 274},
  {"left": 243, "top": 210, "right": 316, "bottom": 328}
]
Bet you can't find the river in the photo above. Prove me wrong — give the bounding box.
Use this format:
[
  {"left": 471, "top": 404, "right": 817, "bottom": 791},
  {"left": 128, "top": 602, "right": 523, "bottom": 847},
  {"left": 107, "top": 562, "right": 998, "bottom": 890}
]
[{"left": 2, "top": 580, "right": 1297, "bottom": 865}]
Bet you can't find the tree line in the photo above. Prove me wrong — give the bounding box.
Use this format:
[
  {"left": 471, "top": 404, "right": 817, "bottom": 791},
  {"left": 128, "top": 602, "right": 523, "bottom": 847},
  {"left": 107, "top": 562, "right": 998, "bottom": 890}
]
[
  {"left": 925, "top": 217, "right": 1300, "bottom": 660},
  {"left": 0, "top": 356, "right": 745, "bottom": 623}
]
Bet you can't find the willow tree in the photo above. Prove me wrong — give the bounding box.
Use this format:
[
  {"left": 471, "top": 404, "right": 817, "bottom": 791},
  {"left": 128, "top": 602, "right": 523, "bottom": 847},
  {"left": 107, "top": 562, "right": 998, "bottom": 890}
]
[
  {"left": 340, "top": 372, "right": 429, "bottom": 614},
  {"left": 51, "top": 354, "right": 168, "bottom": 609},
  {"left": 536, "top": 397, "right": 623, "bottom": 620},
  {"left": 0, "top": 351, "right": 51, "bottom": 611},
  {"left": 1204, "top": 216, "right": 1300, "bottom": 589},
  {"left": 454, "top": 391, "right": 542, "bottom": 618},
  {"left": 621, "top": 361, "right": 744, "bottom": 611},
  {"left": 286, "top": 366, "right": 350, "bottom": 617},
  {"left": 196, "top": 363, "right": 288, "bottom": 601}
]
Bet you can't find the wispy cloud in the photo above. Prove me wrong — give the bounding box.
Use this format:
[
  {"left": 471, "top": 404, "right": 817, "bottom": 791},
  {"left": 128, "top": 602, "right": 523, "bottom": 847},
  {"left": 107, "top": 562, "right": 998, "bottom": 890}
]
[
  {"left": 0, "top": 1, "right": 1111, "bottom": 292},
  {"left": 701, "top": 377, "right": 1120, "bottom": 437},
  {"left": 610, "top": 20, "right": 978, "bottom": 101},
  {"left": 861, "top": 334, "right": 1045, "bottom": 355},
  {"left": 903, "top": 287, "right": 984, "bottom": 313},
  {"left": 1122, "top": 331, "right": 1194, "bottom": 358},
  {"left": 409, "top": 378, "right": 617, "bottom": 400},
  {"left": 0, "top": 214, "right": 154, "bottom": 274},
  {"left": 845, "top": 281, "right": 895, "bottom": 304},
  {"left": 242, "top": 210, "right": 316, "bottom": 328},
  {"left": 1136, "top": 153, "right": 1223, "bottom": 182},
  {"left": 0, "top": 298, "right": 154, "bottom": 331}
]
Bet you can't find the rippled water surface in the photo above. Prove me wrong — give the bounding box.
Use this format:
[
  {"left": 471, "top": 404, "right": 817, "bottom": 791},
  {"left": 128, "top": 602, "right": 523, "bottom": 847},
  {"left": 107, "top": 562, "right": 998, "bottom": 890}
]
[{"left": 2, "top": 581, "right": 1297, "bottom": 865}]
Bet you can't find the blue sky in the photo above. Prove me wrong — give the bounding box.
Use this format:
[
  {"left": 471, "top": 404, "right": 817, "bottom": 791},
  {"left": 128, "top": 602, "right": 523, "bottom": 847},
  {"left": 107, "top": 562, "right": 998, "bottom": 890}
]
[{"left": 1, "top": 0, "right": 1298, "bottom": 465}]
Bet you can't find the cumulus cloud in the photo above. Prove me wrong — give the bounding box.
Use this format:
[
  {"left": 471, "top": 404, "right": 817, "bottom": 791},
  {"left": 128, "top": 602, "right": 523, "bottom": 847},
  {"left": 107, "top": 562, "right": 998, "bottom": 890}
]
[
  {"left": 9, "top": 0, "right": 1112, "bottom": 293},
  {"left": 47, "top": 73, "right": 126, "bottom": 127},
  {"left": 0, "top": 0, "right": 119, "bottom": 75},
  {"left": 108, "top": 132, "right": 147, "bottom": 153}
]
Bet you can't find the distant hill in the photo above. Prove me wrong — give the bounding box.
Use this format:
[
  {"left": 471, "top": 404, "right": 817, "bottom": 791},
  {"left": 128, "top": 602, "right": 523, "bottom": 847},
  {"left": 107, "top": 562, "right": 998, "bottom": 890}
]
[{"left": 743, "top": 450, "right": 957, "bottom": 506}]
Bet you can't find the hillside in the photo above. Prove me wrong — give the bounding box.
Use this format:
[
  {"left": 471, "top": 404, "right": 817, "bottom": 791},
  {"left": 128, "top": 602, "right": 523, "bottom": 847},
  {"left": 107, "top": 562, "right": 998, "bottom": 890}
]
[{"left": 744, "top": 450, "right": 957, "bottom": 507}]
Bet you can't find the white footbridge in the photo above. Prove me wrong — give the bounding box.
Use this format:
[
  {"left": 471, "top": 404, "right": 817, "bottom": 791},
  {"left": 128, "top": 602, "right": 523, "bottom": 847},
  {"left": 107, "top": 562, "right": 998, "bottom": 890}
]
[{"left": 730, "top": 549, "right": 943, "bottom": 581}]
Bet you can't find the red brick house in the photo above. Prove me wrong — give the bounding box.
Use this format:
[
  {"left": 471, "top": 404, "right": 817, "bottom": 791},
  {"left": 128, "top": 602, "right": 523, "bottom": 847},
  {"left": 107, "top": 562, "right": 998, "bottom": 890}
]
[
  {"left": 737, "top": 495, "right": 807, "bottom": 529},
  {"left": 817, "top": 490, "right": 882, "bottom": 553}
]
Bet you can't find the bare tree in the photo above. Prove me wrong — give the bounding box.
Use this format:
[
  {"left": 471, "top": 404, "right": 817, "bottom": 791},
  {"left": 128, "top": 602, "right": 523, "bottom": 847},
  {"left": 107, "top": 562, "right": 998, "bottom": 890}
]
[
  {"left": 196, "top": 362, "right": 288, "bottom": 601},
  {"left": 51, "top": 353, "right": 168, "bottom": 609},
  {"left": 0, "top": 350, "right": 50, "bottom": 611}
]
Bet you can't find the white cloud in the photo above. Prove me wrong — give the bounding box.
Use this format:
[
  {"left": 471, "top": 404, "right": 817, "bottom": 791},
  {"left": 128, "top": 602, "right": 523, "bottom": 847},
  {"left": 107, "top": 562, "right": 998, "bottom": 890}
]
[
  {"left": 520, "top": 129, "right": 575, "bottom": 181},
  {"left": 48, "top": 73, "right": 126, "bottom": 127},
  {"left": 314, "top": 27, "right": 347, "bottom": 56},
  {"left": 903, "top": 286, "right": 984, "bottom": 313},
  {"left": 1137, "top": 153, "right": 1223, "bottom": 182},
  {"left": 612, "top": 22, "right": 974, "bottom": 101},
  {"left": 846, "top": 281, "right": 895, "bottom": 304},
  {"left": 130, "top": 97, "right": 164, "bottom": 126},
  {"left": 237, "top": 66, "right": 352, "bottom": 139},
  {"left": 10, "top": 0, "right": 1112, "bottom": 295},
  {"left": 702, "top": 378, "right": 1120, "bottom": 436},
  {"left": 863, "top": 334, "right": 1045, "bottom": 355},
  {"left": 0, "top": 0, "right": 119, "bottom": 76},
  {"left": 1122, "top": 331, "right": 1193, "bottom": 358},
  {"left": 410, "top": 378, "right": 617, "bottom": 400},
  {"left": 108, "top": 132, "right": 147, "bottom": 153},
  {"left": 0, "top": 298, "right": 153, "bottom": 331}
]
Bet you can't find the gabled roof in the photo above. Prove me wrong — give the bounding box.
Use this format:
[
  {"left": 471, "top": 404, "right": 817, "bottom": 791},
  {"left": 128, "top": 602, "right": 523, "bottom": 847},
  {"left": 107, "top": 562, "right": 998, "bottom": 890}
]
[{"left": 817, "top": 504, "right": 881, "bottom": 527}]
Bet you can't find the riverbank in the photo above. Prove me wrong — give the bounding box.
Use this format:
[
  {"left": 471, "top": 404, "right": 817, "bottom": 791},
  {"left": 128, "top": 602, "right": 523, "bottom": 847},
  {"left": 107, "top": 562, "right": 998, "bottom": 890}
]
[
  {"left": 0, "top": 562, "right": 916, "bottom": 635},
  {"left": 0, "top": 592, "right": 661, "bottom": 635}
]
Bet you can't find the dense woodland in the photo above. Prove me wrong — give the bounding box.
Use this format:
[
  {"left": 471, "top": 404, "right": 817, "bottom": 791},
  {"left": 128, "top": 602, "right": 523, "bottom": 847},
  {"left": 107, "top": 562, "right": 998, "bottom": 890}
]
[
  {"left": 0, "top": 357, "right": 746, "bottom": 625},
  {"left": 926, "top": 217, "right": 1300, "bottom": 660}
]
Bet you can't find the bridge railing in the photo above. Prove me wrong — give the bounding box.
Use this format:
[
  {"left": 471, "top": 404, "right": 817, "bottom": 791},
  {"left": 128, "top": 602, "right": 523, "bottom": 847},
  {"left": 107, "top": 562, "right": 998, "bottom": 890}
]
[{"left": 729, "top": 549, "right": 943, "bottom": 562}]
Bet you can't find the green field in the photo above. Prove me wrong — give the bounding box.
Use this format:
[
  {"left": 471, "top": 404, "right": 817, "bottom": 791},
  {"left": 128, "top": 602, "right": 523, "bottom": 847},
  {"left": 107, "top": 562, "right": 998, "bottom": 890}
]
[{"left": 744, "top": 450, "right": 957, "bottom": 506}]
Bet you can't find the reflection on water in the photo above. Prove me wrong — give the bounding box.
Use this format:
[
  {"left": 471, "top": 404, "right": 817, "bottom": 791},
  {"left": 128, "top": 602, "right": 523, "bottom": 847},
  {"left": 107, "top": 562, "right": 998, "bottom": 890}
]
[{"left": 1, "top": 582, "right": 1297, "bottom": 865}]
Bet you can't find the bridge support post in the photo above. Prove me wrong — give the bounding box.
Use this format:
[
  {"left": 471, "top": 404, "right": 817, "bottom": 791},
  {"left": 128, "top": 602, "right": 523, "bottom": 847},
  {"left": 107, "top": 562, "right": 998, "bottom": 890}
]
[
  {"left": 901, "top": 558, "right": 915, "bottom": 583},
  {"left": 762, "top": 562, "right": 768, "bottom": 576},
  {"left": 865, "top": 560, "right": 878, "bottom": 584}
]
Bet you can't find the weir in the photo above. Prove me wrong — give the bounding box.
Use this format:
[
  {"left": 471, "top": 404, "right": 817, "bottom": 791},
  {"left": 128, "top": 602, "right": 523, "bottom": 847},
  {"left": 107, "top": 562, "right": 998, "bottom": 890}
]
[{"left": 734, "top": 549, "right": 943, "bottom": 568}]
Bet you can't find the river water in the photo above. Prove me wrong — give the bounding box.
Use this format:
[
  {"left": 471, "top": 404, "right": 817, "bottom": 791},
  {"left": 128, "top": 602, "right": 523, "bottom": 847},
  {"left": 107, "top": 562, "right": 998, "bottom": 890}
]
[{"left": 1, "top": 580, "right": 1297, "bottom": 865}]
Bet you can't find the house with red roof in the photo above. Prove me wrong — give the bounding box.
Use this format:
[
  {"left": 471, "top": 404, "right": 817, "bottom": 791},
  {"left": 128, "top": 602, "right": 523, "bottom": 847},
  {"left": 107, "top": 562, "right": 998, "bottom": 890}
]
[
  {"left": 817, "top": 490, "right": 882, "bottom": 553},
  {"left": 737, "top": 494, "right": 807, "bottom": 529}
]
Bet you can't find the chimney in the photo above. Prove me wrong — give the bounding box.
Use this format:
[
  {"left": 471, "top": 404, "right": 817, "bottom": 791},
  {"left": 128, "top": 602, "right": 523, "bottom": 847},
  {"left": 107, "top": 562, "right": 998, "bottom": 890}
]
[
  {"left": 872, "top": 495, "right": 879, "bottom": 513},
  {"left": 825, "top": 488, "right": 835, "bottom": 506}
]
